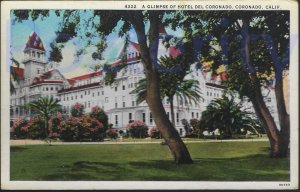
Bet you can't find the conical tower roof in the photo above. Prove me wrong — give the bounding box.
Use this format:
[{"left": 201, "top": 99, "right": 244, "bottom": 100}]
[{"left": 24, "top": 32, "right": 45, "bottom": 51}]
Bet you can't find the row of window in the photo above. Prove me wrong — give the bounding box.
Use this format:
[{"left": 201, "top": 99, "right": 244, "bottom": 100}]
[{"left": 61, "top": 89, "right": 105, "bottom": 101}]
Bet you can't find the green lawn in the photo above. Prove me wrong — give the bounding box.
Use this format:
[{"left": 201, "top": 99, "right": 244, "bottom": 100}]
[{"left": 10, "top": 141, "right": 289, "bottom": 181}]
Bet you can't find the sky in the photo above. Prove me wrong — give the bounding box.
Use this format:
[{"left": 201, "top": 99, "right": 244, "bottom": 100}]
[{"left": 10, "top": 10, "right": 184, "bottom": 78}]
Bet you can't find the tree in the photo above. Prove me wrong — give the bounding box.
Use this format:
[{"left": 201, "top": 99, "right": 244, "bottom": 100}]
[
  {"left": 12, "top": 10, "right": 196, "bottom": 163},
  {"left": 131, "top": 55, "right": 202, "bottom": 126},
  {"left": 166, "top": 11, "right": 290, "bottom": 157},
  {"left": 201, "top": 95, "right": 261, "bottom": 138},
  {"left": 29, "top": 96, "right": 61, "bottom": 137}
]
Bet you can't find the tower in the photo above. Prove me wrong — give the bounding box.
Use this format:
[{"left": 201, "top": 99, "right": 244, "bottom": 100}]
[{"left": 22, "top": 32, "right": 47, "bottom": 84}]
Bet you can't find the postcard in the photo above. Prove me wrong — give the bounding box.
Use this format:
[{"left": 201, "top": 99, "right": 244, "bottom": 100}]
[{"left": 1, "top": 0, "right": 299, "bottom": 190}]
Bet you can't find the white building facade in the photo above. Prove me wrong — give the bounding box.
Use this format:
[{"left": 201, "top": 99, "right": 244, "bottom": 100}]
[{"left": 10, "top": 31, "right": 281, "bottom": 135}]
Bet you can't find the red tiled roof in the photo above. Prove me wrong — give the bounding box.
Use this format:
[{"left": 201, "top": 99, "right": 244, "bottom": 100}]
[
  {"left": 67, "top": 79, "right": 76, "bottom": 85},
  {"left": 206, "top": 82, "right": 225, "bottom": 89},
  {"left": 111, "top": 57, "right": 140, "bottom": 67},
  {"left": 220, "top": 71, "right": 228, "bottom": 81},
  {"left": 31, "top": 80, "right": 64, "bottom": 86},
  {"left": 158, "top": 23, "right": 167, "bottom": 34},
  {"left": 128, "top": 41, "right": 140, "bottom": 52},
  {"left": 24, "top": 32, "right": 45, "bottom": 51},
  {"left": 70, "top": 71, "right": 102, "bottom": 81},
  {"left": 169, "top": 46, "right": 181, "bottom": 58},
  {"left": 58, "top": 82, "right": 100, "bottom": 94},
  {"left": 12, "top": 67, "right": 24, "bottom": 78}
]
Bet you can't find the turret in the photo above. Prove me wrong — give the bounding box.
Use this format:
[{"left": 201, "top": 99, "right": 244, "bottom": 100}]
[{"left": 22, "top": 32, "right": 47, "bottom": 83}]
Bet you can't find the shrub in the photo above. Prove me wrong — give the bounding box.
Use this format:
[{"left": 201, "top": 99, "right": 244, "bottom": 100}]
[
  {"left": 127, "top": 120, "right": 148, "bottom": 138},
  {"left": 12, "top": 116, "right": 29, "bottom": 139},
  {"left": 78, "top": 115, "right": 105, "bottom": 141},
  {"left": 90, "top": 106, "right": 109, "bottom": 129},
  {"left": 106, "top": 128, "right": 118, "bottom": 139},
  {"left": 189, "top": 118, "right": 203, "bottom": 137},
  {"left": 148, "top": 127, "right": 161, "bottom": 139},
  {"left": 27, "top": 116, "right": 46, "bottom": 139},
  {"left": 58, "top": 116, "right": 80, "bottom": 141},
  {"left": 48, "top": 112, "right": 63, "bottom": 139},
  {"left": 70, "top": 103, "right": 84, "bottom": 117}
]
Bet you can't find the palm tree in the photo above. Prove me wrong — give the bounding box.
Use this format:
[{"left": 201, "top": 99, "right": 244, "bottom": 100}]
[
  {"left": 201, "top": 95, "right": 261, "bottom": 138},
  {"left": 29, "top": 96, "right": 61, "bottom": 137},
  {"left": 131, "top": 55, "right": 202, "bottom": 126}
]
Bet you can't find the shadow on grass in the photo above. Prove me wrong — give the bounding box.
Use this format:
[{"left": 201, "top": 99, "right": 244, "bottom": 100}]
[
  {"left": 10, "top": 146, "right": 28, "bottom": 152},
  {"left": 41, "top": 154, "right": 289, "bottom": 181},
  {"left": 42, "top": 161, "right": 125, "bottom": 180}
]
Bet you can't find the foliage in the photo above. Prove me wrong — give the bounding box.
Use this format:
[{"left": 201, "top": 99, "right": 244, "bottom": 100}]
[
  {"left": 90, "top": 106, "right": 108, "bottom": 129},
  {"left": 11, "top": 116, "right": 29, "bottom": 139},
  {"left": 58, "top": 116, "right": 80, "bottom": 141},
  {"left": 29, "top": 96, "right": 61, "bottom": 137},
  {"left": 77, "top": 115, "right": 105, "bottom": 141},
  {"left": 27, "top": 116, "right": 46, "bottom": 139},
  {"left": 127, "top": 120, "right": 148, "bottom": 138},
  {"left": 189, "top": 118, "right": 204, "bottom": 137},
  {"left": 48, "top": 112, "right": 63, "bottom": 139},
  {"left": 106, "top": 128, "right": 118, "bottom": 139},
  {"left": 201, "top": 95, "right": 261, "bottom": 138},
  {"left": 148, "top": 127, "right": 161, "bottom": 139},
  {"left": 58, "top": 115, "right": 105, "bottom": 142},
  {"left": 70, "top": 102, "right": 84, "bottom": 117},
  {"left": 131, "top": 55, "right": 202, "bottom": 125}
]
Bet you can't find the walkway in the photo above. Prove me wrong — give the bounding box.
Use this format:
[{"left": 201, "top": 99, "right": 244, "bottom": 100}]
[{"left": 10, "top": 138, "right": 269, "bottom": 146}]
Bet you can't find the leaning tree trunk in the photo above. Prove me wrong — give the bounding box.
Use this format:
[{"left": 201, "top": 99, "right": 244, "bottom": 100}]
[
  {"left": 242, "top": 17, "right": 287, "bottom": 157},
  {"left": 146, "top": 70, "right": 193, "bottom": 163},
  {"left": 128, "top": 11, "right": 193, "bottom": 164},
  {"left": 249, "top": 78, "right": 282, "bottom": 157},
  {"left": 274, "top": 75, "right": 290, "bottom": 157}
]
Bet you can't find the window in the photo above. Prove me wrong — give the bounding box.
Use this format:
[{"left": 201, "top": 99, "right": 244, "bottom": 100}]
[
  {"left": 50, "top": 87, "right": 53, "bottom": 91},
  {"left": 115, "top": 115, "right": 118, "bottom": 125},
  {"left": 132, "top": 100, "right": 135, "bottom": 107},
  {"left": 102, "top": 91, "right": 104, "bottom": 95},
  {"left": 115, "top": 87, "right": 118, "bottom": 91},
  {"left": 92, "top": 92, "right": 95, "bottom": 97},
  {"left": 67, "top": 97, "right": 69, "bottom": 101},
  {"left": 192, "top": 112, "right": 194, "bottom": 118},
  {"left": 122, "top": 85, "right": 125, "bottom": 90},
  {"left": 176, "top": 113, "right": 179, "bottom": 123},
  {"left": 88, "top": 90, "right": 90, "bottom": 95},
  {"left": 196, "top": 112, "right": 199, "bottom": 118},
  {"left": 46, "top": 87, "right": 49, "bottom": 91},
  {"left": 129, "top": 113, "right": 132, "bottom": 121},
  {"left": 149, "top": 112, "right": 153, "bottom": 125},
  {"left": 115, "top": 103, "right": 118, "bottom": 108},
  {"left": 123, "top": 102, "right": 125, "bottom": 108},
  {"left": 85, "top": 91, "right": 87, "bottom": 95},
  {"left": 75, "top": 95, "right": 77, "bottom": 99},
  {"left": 142, "top": 113, "right": 146, "bottom": 122},
  {"left": 88, "top": 101, "right": 91, "bottom": 108},
  {"left": 98, "top": 92, "right": 100, "bottom": 96},
  {"left": 105, "top": 97, "right": 109, "bottom": 103},
  {"left": 210, "top": 92, "right": 212, "bottom": 96},
  {"left": 207, "top": 91, "right": 209, "bottom": 96},
  {"left": 81, "top": 95, "right": 83, "bottom": 99},
  {"left": 71, "top": 96, "right": 73, "bottom": 100}
]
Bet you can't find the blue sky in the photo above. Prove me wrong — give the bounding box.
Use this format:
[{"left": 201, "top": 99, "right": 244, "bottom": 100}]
[{"left": 11, "top": 10, "right": 183, "bottom": 78}]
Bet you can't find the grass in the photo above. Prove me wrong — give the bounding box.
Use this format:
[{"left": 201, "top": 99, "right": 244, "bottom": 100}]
[{"left": 10, "top": 141, "right": 289, "bottom": 181}]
